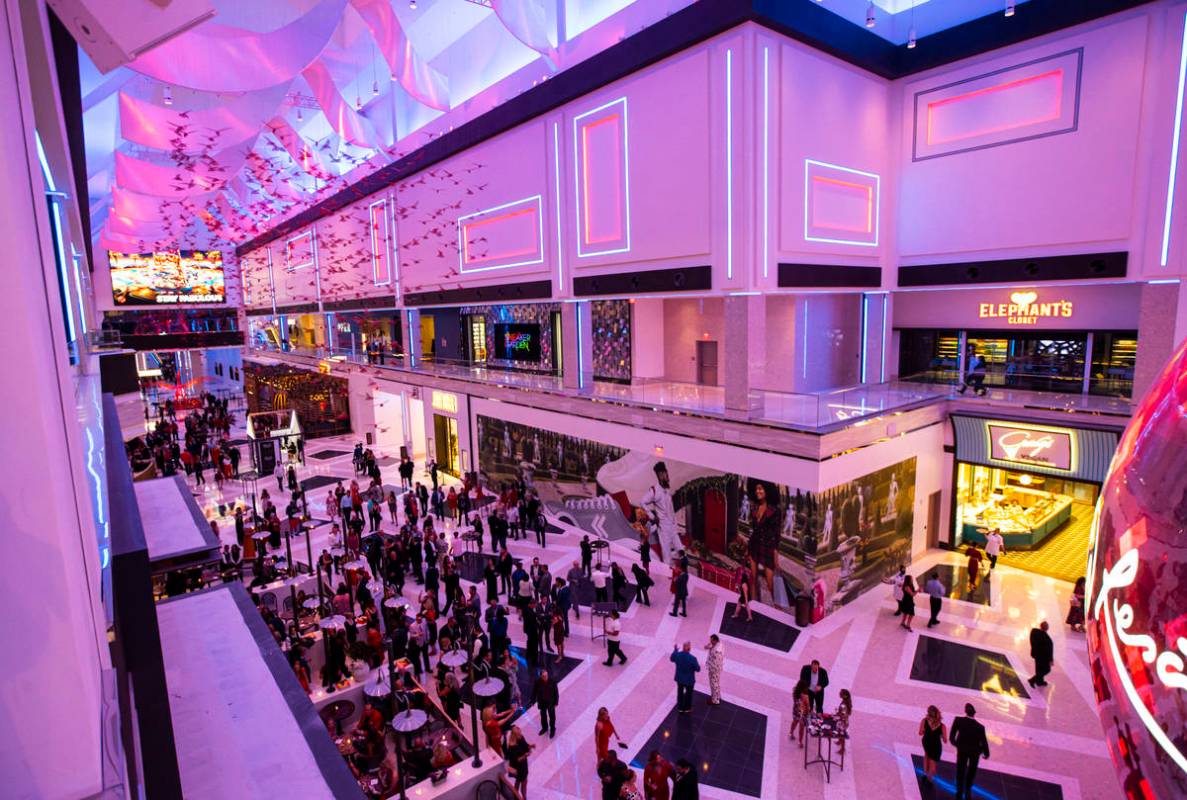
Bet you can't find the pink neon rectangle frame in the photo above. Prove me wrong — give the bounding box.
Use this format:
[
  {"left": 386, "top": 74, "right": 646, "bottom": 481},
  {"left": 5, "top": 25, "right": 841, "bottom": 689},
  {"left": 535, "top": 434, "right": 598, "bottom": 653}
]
[
  {"left": 580, "top": 113, "right": 625, "bottom": 246},
  {"left": 926, "top": 69, "right": 1064, "bottom": 146},
  {"left": 286, "top": 231, "right": 314, "bottom": 271},
  {"left": 370, "top": 200, "right": 390, "bottom": 284},
  {"left": 461, "top": 205, "right": 541, "bottom": 266},
  {"left": 810, "top": 175, "right": 874, "bottom": 233}
]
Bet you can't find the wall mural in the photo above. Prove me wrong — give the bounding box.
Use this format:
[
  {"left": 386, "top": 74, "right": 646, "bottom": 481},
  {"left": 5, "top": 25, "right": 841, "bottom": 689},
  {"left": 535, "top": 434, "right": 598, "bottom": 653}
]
[
  {"left": 476, "top": 413, "right": 915, "bottom": 619},
  {"left": 591, "top": 299, "right": 632, "bottom": 382},
  {"left": 244, "top": 362, "right": 351, "bottom": 439}
]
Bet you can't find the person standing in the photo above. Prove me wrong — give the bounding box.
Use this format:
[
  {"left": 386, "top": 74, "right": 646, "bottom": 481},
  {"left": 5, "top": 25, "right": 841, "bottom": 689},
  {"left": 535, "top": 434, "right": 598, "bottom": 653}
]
[
  {"left": 670, "top": 642, "right": 700, "bottom": 713},
  {"left": 798, "top": 660, "right": 829, "bottom": 714},
  {"left": 925, "top": 571, "right": 945, "bottom": 628},
  {"left": 899, "top": 574, "right": 918, "bottom": 632},
  {"left": 950, "top": 703, "right": 990, "bottom": 800},
  {"left": 965, "top": 544, "right": 984, "bottom": 591},
  {"left": 918, "top": 705, "right": 948, "bottom": 785},
  {"left": 631, "top": 562, "right": 652, "bottom": 606},
  {"left": 594, "top": 707, "right": 620, "bottom": 765},
  {"left": 643, "top": 750, "right": 672, "bottom": 800},
  {"left": 580, "top": 535, "right": 593, "bottom": 577},
  {"left": 886, "top": 564, "right": 906, "bottom": 617},
  {"left": 705, "top": 635, "right": 724, "bottom": 705},
  {"left": 531, "top": 670, "right": 559, "bottom": 738},
  {"left": 597, "top": 750, "right": 629, "bottom": 800},
  {"left": 1028, "top": 620, "right": 1054, "bottom": 688},
  {"left": 984, "top": 529, "right": 1005, "bottom": 570},
  {"left": 504, "top": 726, "right": 533, "bottom": 799},
  {"left": 1067, "top": 576, "right": 1087, "bottom": 633},
  {"left": 603, "top": 610, "right": 627, "bottom": 666},
  {"left": 670, "top": 759, "right": 699, "bottom": 800},
  {"left": 958, "top": 351, "right": 988, "bottom": 396},
  {"left": 670, "top": 566, "right": 689, "bottom": 617}
]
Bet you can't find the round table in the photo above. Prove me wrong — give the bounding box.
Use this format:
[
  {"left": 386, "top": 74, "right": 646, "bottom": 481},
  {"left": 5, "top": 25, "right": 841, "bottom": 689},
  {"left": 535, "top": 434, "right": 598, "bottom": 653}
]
[
  {"left": 320, "top": 699, "right": 356, "bottom": 735},
  {"left": 590, "top": 539, "right": 609, "bottom": 568},
  {"left": 329, "top": 547, "right": 346, "bottom": 558},
  {"left": 441, "top": 650, "right": 468, "bottom": 669},
  {"left": 473, "top": 677, "right": 504, "bottom": 700},
  {"left": 252, "top": 530, "right": 271, "bottom": 540},
  {"left": 390, "top": 709, "right": 427, "bottom": 733},
  {"left": 383, "top": 597, "right": 409, "bottom": 610},
  {"left": 344, "top": 559, "right": 369, "bottom": 572},
  {"left": 319, "top": 615, "right": 347, "bottom": 630},
  {"left": 303, "top": 597, "right": 322, "bottom": 610},
  {"left": 460, "top": 532, "right": 480, "bottom": 554}
]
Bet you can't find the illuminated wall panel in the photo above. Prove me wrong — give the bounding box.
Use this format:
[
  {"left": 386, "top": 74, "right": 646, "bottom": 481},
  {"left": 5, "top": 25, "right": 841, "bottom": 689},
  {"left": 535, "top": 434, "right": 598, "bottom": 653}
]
[
  {"left": 457, "top": 195, "right": 544, "bottom": 273},
  {"left": 804, "top": 159, "right": 879, "bottom": 247},
  {"left": 574, "top": 97, "right": 630, "bottom": 257},
  {"left": 286, "top": 230, "right": 315, "bottom": 271},
  {"left": 913, "top": 49, "right": 1082, "bottom": 161},
  {"left": 370, "top": 198, "right": 391, "bottom": 286}
]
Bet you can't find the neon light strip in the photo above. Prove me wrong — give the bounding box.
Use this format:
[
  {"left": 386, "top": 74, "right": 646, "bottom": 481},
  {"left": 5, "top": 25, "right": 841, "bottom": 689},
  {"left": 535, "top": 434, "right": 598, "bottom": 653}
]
[
  {"left": 1161, "top": 13, "right": 1187, "bottom": 267},
  {"left": 72, "top": 251, "right": 87, "bottom": 335},
  {"left": 926, "top": 70, "right": 1064, "bottom": 146},
  {"left": 267, "top": 247, "right": 277, "bottom": 317},
  {"left": 553, "top": 122, "right": 564, "bottom": 292},
  {"left": 726, "top": 48, "right": 734, "bottom": 281},
  {"left": 389, "top": 191, "right": 401, "bottom": 302},
  {"left": 802, "top": 299, "right": 809, "bottom": 379},
  {"left": 311, "top": 228, "right": 322, "bottom": 303},
  {"left": 462, "top": 208, "right": 540, "bottom": 263},
  {"left": 456, "top": 195, "right": 545, "bottom": 273},
  {"left": 859, "top": 293, "right": 870, "bottom": 384},
  {"left": 576, "top": 302, "right": 585, "bottom": 389},
  {"left": 581, "top": 115, "right": 624, "bottom": 244},
  {"left": 804, "top": 159, "right": 880, "bottom": 247},
  {"left": 369, "top": 198, "right": 390, "bottom": 286},
  {"left": 810, "top": 175, "right": 875, "bottom": 233},
  {"left": 286, "top": 230, "right": 315, "bottom": 271},
  {"left": 762, "top": 46, "right": 770, "bottom": 280},
  {"left": 879, "top": 294, "right": 888, "bottom": 382},
  {"left": 573, "top": 97, "right": 631, "bottom": 258}
]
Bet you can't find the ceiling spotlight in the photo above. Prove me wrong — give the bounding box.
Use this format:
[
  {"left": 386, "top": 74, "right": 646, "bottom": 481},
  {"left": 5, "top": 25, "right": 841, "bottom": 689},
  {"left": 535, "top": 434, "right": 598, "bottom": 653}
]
[
  {"left": 372, "top": 80, "right": 379, "bottom": 96},
  {"left": 907, "top": 26, "right": 916, "bottom": 49},
  {"left": 355, "top": 95, "right": 362, "bottom": 111},
  {"left": 409, "top": 0, "right": 417, "bottom": 8},
  {"left": 163, "top": 85, "right": 173, "bottom": 106},
  {"left": 296, "top": 107, "right": 303, "bottom": 122},
  {"left": 865, "top": 3, "right": 876, "bottom": 28},
  {"left": 1005, "top": 0, "right": 1015, "bottom": 16}
]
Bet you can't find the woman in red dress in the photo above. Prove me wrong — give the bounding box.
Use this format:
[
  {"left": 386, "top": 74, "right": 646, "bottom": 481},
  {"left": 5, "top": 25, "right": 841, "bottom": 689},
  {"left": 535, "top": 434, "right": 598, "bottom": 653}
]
[{"left": 594, "top": 707, "right": 618, "bottom": 766}]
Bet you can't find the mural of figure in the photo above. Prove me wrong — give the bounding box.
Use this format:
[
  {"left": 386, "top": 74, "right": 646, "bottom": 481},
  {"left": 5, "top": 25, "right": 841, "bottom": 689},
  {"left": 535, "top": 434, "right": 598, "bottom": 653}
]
[
  {"left": 822, "top": 503, "right": 834, "bottom": 552},
  {"left": 739, "top": 492, "right": 751, "bottom": 523},
  {"left": 503, "top": 427, "right": 512, "bottom": 459},
  {"left": 642, "top": 462, "right": 681, "bottom": 565},
  {"left": 887, "top": 472, "right": 899, "bottom": 518},
  {"left": 555, "top": 439, "right": 564, "bottom": 474},
  {"left": 748, "top": 483, "right": 780, "bottom": 601},
  {"left": 532, "top": 433, "right": 540, "bottom": 463}
]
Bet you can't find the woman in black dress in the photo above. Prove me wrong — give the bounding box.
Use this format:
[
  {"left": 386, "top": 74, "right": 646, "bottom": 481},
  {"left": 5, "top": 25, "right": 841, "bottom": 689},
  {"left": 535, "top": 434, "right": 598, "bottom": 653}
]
[
  {"left": 918, "top": 705, "right": 948, "bottom": 784},
  {"left": 900, "top": 574, "right": 917, "bottom": 632},
  {"left": 505, "top": 725, "right": 534, "bottom": 798},
  {"left": 748, "top": 483, "right": 781, "bottom": 602}
]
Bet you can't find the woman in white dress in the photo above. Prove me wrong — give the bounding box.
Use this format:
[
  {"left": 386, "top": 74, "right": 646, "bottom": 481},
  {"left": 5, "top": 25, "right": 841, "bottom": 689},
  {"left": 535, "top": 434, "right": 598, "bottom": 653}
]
[{"left": 705, "top": 634, "right": 725, "bottom": 705}]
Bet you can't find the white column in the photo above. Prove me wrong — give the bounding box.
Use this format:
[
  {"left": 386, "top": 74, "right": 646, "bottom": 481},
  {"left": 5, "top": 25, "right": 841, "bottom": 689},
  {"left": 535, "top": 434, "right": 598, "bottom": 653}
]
[
  {"left": 0, "top": 3, "right": 104, "bottom": 795},
  {"left": 723, "top": 294, "right": 764, "bottom": 413},
  {"left": 560, "top": 301, "right": 593, "bottom": 390},
  {"left": 401, "top": 309, "right": 422, "bottom": 367}
]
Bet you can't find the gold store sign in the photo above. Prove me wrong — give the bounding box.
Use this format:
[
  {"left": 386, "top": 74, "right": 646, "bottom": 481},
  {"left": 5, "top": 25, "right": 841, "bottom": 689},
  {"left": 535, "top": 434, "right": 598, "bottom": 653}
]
[
  {"left": 978, "top": 290, "right": 1073, "bottom": 325},
  {"left": 431, "top": 390, "right": 458, "bottom": 414}
]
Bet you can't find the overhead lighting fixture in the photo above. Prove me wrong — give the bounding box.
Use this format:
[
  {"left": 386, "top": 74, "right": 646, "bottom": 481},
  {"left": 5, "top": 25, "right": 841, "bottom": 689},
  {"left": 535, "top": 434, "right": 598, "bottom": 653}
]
[
  {"left": 1005, "top": 0, "right": 1015, "bottom": 17},
  {"left": 372, "top": 80, "right": 379, "bottom": 96},
  {"left": 409, "top": 0, "right": 417, "bottom": 8},
  {"left": 296, "top": 107, "right": 303, "bottom": 122},
  {"left": 908, "top": 26, "right": 917, "bottom": 49},
  {"left": 355, "top": 94, "right": 362, "bottom": 111},
  {"left": 162, "top": 85, "right": 173, "bottom": 106},
  {"left": 866, "top": 3, "right": 876, "bottom": 28}
]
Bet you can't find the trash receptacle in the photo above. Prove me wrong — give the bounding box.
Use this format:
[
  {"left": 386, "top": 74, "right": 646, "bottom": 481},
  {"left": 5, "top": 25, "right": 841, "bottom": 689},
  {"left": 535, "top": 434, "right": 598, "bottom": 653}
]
[{"left": 795, "top": 593, "right": 813, "bottom": 627}]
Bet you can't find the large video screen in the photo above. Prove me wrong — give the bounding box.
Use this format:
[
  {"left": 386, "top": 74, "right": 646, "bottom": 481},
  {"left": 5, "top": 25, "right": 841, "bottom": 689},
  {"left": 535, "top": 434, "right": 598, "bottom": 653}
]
[
  {"left": 493, "top": 323, "right": 541, "bottom": 362},
  {"left": 109, "top": 250, "right": 226, "bottom": 305}
]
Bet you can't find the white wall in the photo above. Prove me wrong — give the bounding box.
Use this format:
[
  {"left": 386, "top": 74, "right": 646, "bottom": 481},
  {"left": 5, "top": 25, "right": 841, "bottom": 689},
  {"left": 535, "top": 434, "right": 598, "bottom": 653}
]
[{"left": 630, "top": 298, "right": 665, "bottom": 379}]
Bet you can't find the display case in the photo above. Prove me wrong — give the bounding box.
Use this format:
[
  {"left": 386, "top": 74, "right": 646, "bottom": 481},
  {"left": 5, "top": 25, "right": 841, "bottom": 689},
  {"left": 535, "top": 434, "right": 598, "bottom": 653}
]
[{"left": 957, "top": 464, "right": 1074, "bottom": 548}]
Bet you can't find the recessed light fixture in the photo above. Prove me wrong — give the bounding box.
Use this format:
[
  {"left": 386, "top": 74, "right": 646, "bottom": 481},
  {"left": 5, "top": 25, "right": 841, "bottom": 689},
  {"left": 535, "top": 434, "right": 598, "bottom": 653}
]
[
  {"left": 371, "top": 80, "right": 379, "bottom": 96},
  {"left": 1005, "top": 0, "right": 1015, "bottom": 17},
  {"left": 908, "top": 26, "right": 917, "bottom": 49},
  {"left": 409, "top": 0, "right": 417, "bottom": 8},
  {"left": 866, "top": 3, "right": 876, "bottom": 28},
  {"left": 296, "top": 107, "right": 303, "bottom": 122},
  {"left": 163, "top": 85, "right": 173, "bottom": 106}
]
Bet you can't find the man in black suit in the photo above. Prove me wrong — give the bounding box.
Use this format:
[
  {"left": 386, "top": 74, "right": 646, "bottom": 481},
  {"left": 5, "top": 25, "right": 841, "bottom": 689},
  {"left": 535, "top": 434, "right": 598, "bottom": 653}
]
[
  {"left": 798, "top": 660, "right": 829, "bottom": 714},
  {"left": 671, "top": 757, "right": 700, "bottom": 800},
  {"left": 949, "top": 703, "right": 990, "bottom": 800},
  {"left": 1028, "top": 621, "right": 1054, "bottom": 688}
]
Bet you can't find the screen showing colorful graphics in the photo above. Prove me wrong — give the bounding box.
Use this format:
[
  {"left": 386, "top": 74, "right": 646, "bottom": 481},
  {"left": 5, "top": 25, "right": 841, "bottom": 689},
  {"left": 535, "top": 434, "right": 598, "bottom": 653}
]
[
  {"left": 987, "top": 422, "right": 1075, "bottom": 471},
  {"left": 494, "top": 323, "right": 541, "bottom": 362},
  {"left": 109, "top": 250, "right": 226, "bottom": 305}
]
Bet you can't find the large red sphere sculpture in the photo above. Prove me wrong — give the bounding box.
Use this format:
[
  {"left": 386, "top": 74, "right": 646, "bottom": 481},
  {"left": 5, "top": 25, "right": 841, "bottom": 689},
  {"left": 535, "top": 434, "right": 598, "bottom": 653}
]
[{"left": 1087, "top": 336, "right": 1187, "bottom": 799}]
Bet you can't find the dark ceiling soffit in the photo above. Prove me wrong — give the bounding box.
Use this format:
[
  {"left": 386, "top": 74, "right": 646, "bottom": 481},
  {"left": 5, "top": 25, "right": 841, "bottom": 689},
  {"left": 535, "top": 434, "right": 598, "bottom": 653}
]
[{"left": 236, "top": 0, "right": 1154, "bottom": 256}]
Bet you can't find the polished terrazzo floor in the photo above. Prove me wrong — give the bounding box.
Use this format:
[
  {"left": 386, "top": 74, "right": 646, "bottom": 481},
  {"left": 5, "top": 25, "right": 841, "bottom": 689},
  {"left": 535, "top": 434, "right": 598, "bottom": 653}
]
[{"left": 150, "top": 407, "right": 1114, "bottom": 800}]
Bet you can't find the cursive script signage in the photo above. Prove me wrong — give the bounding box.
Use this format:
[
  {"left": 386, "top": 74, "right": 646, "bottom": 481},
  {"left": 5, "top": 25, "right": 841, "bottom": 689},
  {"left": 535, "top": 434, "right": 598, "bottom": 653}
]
[
  {"left": 986, "top": 422, "right": 1075, "bottom": 471},
  {"left": 978, "top": 290, "right": 1074, "bottom": 325}
]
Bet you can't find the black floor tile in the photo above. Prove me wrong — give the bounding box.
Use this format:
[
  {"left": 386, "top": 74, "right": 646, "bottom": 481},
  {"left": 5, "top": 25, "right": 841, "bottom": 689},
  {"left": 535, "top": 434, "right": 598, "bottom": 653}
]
[
  {"left": 460, "top": 645, "right": 581, "bottom": 722},
  {"left": 719, "top": 602, "right": 800, "bottom": 652},
  {"left": 629, "top": 691, "right": 767, "bottom": 798},
  {"left": 911, "top": 754, "right": 1063, "bottom": 800},
  {"left": 457, "top": 552, "right": 496, "bottom": 583},
  {"left": 910, "top": 635, "right": 1030, "bottom": 699},
  {"left": 924, "top": 564, "right": 992, "bottom": 606},
  {"left": 308, "top": 449, "right": 352, "bottom": 460},
  {"left": 568, "top": 576, "right": 636, "bottom": 611},
  {"left": 300, "top": 474, "right": 351, "bottom": 492}
]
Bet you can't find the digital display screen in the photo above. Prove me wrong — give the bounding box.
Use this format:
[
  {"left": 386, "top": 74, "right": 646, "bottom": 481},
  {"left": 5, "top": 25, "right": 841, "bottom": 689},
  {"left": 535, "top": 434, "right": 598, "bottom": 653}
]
[
  {"left": 494, "top": 323, "right": 541, "bottom": 362},
  {"left": 109, "top": 250, "right": 226, "bottom": 305}
]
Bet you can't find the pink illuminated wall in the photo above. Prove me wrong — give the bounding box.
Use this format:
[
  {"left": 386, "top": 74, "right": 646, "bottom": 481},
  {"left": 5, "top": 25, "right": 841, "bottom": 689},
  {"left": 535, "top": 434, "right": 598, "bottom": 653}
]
[
  {"left": 897, "top": 14, "right": 1148, "bottom": 263},
  {"left": 574, "top": 97, "right": 630, "bottom": 256},
  {"left": 370, "top": 197, "right": 392, "bottom": 287},
  {"left": 313, "top": 204, "right": 386, "bottom": 304},
  {"left": 458, "top": 195, "right": 544, "bottom": 272}
]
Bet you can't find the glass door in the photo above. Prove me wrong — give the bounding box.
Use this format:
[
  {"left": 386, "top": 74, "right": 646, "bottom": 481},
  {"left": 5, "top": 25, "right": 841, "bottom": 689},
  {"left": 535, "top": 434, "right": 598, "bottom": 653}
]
[{"left": 433, "top": 414, "right": 460, "bottom": 476}]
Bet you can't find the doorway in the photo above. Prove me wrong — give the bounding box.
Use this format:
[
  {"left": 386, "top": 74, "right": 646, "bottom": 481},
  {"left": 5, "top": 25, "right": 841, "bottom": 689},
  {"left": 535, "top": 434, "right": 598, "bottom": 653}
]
[
  {"left": 703, "top": 488, "right": 727, "bottom": 554},
  {"left": 433, "top": 414, "right": 460, "bottom": 476},
  {"left": 420, "top": 315, "right": 435, "bottom": 360},
  {"left": 551, "top": 311, "right": 563, "bottom": 375},
  {"left": 696, "top": 340, "right": 718, "bottom": 385},
  {"left": 926, "top": 490, "right": 942, "bottom": 549}
]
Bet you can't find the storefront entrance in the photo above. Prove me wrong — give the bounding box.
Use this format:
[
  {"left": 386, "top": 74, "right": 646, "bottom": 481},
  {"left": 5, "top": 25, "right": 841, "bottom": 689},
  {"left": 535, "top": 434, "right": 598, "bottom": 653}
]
[
  {"left": 433, "top": 413, "right": 460, "bottom": 477},
  {"left": 949, "top": 415, "right": 1119, "bottom": 583}
]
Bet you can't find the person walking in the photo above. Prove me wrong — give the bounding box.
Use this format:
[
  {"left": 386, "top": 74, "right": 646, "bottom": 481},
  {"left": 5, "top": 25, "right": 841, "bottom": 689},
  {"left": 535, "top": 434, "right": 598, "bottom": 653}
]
[
  {"left": 1067, "top": 576, "right": 1086, "bottom": 633},
  {"left": 1028, "top": 620, "right": 1054, "bottom": 688},
  {"left": 705, "top": 635, "right": 724, "bottom": 705},
  {"left": 603, "top": 610, "right": 627, "bottom": 666},
  {"left": 788, "top": 680, "right": 810, "bottom": 746},
  {"left": 950, "top": 703, "right": 990, "bottom": 800},
  {"left": 798, "top": 660, "right": 829, "bottom": 714},
  {"left": 899, "top": 574, "right": 918, "bottom": 632},
  {"left": 670, "top": 642, "right": 700, "bottom": 713},
  {"left": 984, "top": 529, "right": 1005, "bottom": 570},
  {"left": 886, "top": 564, "right": 906, "bottom": 617},
  {"left": 918, "top": 705, "right": 948, "bottom": 785},
  {"left": 631, "top": 562, "right": 652, "bottom": 606},
  {"left": 732, "top": 564, "right": 754, "bottom": 622},
  {"left": 670, "top": 566, "right": 689, "bottom": 617},
  {"left": 965, "top": 543, "right": 984, "bottom": 591},
  {"left": 594, "top": 707, "right": 620, "bottom": 765},
  {"left": 504, "top": 725, "right": 533, "bottom": 799},
  {"left": 531, "top": 669, "right": 559, "bottom": 738},
  {"left": 925, "top": 571, "right": 945, "bottom": 628},
  {"left": 958, "top": 351, "right": 988, "bottom": 396}
]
